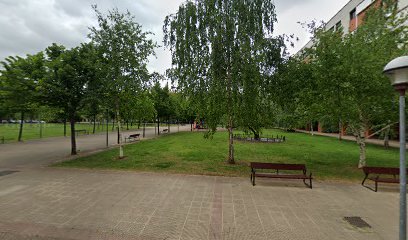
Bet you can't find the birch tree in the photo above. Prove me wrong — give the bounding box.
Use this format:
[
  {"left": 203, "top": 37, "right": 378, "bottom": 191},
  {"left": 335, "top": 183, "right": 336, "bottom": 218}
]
[
  {"left": 89, "top": 6, "right": 156, "bottom": 158},
  {"left": 164, "top": 0, "right": 284, "bottom": 164}
]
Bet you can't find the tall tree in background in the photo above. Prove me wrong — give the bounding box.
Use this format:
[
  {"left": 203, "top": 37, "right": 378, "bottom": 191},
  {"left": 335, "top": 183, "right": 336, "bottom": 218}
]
[
  {"left": 164, "top": 0, "right": 284, "bottom": 164},
  {"left": 89, "top": 6, "right": 156, "bottom": 158},
  {"left": 39, "top": 43, "right": 98, "bottom": 155},
  {"left": 151, "top": 83, "right": 173, "bottom": 134},
  {"left": 0, "top": 53, "right": 45, "bottom": 141}
]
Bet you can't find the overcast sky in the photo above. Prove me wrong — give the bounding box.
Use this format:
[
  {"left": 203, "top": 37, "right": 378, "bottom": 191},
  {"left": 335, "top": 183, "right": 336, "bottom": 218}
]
[{"left": 0, "top": 0, "right": 349, "bottom": 75}]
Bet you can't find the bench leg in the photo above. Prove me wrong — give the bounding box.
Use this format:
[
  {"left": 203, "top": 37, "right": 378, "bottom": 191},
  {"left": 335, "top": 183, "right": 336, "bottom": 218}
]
[
  {"left": 252, "top": 174, "right": 256, "bottom": 186},
  {"left": 375, "top": 181, "right": 378, "bottom": 192},
  {"left": 303, "top": 178, "right": 312, "bottom": 189},
  {"left": 361, "top": 174, "right": 368, "bottom": 186},
  {"left": 303, "top": 173, "right": 313, "bottom": 189}
]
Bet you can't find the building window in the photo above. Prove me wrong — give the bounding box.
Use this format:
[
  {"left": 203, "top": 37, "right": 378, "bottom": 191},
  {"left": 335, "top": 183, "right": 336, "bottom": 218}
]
[
  {"left": 335, "top": 21, "right": 342, "bottom": 31},
  {"left": 350, "top": 8, "right": 356, "bottom": 20}
]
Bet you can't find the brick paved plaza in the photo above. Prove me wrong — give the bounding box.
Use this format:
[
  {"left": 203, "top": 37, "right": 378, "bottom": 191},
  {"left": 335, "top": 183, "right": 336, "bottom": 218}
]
[{"left": 0, "top": 168, "right": 400, "bottom": 239}]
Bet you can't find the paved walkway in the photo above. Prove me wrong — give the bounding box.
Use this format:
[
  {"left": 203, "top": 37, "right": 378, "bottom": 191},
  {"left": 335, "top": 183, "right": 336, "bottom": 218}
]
[
  {"left": 0, "top": 168, "right": 400, "bottom": 240},
  {"left": 296, "top": 129, "right": 407, "bottom": 148},
  {"left": 0, "top": 125, "right": 190, "bottom": 169},
  {"left": 0, "top": 126, "right": 402, "bottom": 239}
]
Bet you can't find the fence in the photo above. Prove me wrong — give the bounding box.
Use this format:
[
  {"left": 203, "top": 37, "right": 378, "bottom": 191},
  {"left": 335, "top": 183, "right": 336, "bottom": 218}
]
[{"left": 233, "top": 134, "right": 286, "bottom": 143}]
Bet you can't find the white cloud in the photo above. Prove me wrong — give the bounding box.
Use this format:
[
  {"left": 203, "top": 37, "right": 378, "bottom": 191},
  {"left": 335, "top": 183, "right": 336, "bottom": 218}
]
[{"left": 0, "top": 0, "right": 350, "bottom": 73}]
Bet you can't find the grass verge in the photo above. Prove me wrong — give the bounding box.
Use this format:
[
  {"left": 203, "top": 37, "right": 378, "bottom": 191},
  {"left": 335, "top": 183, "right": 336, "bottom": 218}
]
[
  {"left": 0, "top": 123, "right": 161, "bottom": 143},
  {"left": 54, "top": 130, "right": 399, "bottom": 181}
]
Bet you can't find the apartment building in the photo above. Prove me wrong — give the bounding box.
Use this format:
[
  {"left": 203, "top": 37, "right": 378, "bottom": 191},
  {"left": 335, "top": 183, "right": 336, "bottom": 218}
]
[
  {"left": 300, "top": 0, "right": 408, "bottom": 53},
  {"left": 297, "top": 0, "right": 408, "bottom": 135}
]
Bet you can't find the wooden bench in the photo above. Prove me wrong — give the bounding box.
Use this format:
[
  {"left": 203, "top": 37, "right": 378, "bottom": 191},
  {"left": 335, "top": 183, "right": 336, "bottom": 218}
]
[
  {"left": 362, "top": 166, "right": 407, "bottom": 192},
  {"left": 161, "top": 129, "right": 169, "bottom": 134},
  {"left": 74, "top": 129, "right": 88, "bottom": 136},
  {"left": 125, "top": 133, "right": 140, "bottom": 143},
  {"left": 250, "top": 162, "right": 313, "bottom": 189}
]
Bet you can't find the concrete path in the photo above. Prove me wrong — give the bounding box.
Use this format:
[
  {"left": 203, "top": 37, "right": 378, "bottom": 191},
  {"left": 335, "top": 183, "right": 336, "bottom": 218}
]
[
  {"left": 0, "top": 168, "right": 400, "bottom": 240},
  {"left": 0, "top": 125, "right": 191, "bottom": 169},
  {"left": 296, "top": 129, "right": 407, "bottom": 149},
  {"left": 0, "top": 126, "right": 402, "bottom": 239}
]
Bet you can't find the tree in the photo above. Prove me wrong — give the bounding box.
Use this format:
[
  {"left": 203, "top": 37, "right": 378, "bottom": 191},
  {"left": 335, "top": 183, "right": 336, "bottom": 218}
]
[
  {"left": 151, "top": 83, "right": 173, "bottom": 134},
  {"left": 273, "top": 57, "right": 322, "bottom": 132},
  {"left": 293, "top": 1, "right": 407, "bottom": 168},
  {"left": 39, "top": 43, "right": 98, "bottom": 155},
  {"left": 164, "top": 0, "right": 284, "bottom": 164},
  {"left": 89, "top": 6, "right": 156, "bottom": 158},
  {"left": 0, "top": 53, "right": 45, "bottom": 141}
]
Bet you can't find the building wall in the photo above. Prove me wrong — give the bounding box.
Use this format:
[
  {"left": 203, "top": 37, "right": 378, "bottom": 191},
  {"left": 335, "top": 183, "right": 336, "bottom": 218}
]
[
  {"left": 297, "top": 0, "right": 408, "bottom": 55},
  {"left": 400, "top": 0, "right": 408, "bottom": 10},
  {"left": 325, "top": 0, "right": 362, "bottom": 34}
]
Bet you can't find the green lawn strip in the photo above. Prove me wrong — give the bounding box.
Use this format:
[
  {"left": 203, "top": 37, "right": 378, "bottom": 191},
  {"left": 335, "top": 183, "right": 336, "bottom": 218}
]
[
  {"left": 0, "top": 123, "right": 157, "bottom": 143},
  {"left": 54, "top": 130, "right": 399, "bottom": 181}
]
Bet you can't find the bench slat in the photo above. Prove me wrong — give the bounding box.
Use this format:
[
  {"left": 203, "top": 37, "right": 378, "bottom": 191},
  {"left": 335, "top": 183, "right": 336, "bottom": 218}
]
[
  {"left": 255, "top": 173, "right": 311, "bottom": 179},
  {"left": 368, "top": 177, "right": 399, "bottom": 183},
  {"left": 363, "top": 167, "right": 405, "bottom": 175},
  {"left": 250, "top": 162, "right": 306, "bottom": 171}
]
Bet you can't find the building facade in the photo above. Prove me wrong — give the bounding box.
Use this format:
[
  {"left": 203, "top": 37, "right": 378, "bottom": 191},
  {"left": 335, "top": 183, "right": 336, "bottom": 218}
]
[{"left": 300, "top": 0, "right": 408, "bottom": 53}]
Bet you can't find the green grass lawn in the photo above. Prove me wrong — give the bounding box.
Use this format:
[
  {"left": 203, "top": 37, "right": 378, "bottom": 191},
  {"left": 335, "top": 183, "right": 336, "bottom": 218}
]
[
  {"left": 55, "top": 130, "right": 400, "bottom": 181},
  {"left": 0, "top": 122, "right": 156, "bottom": 143}
]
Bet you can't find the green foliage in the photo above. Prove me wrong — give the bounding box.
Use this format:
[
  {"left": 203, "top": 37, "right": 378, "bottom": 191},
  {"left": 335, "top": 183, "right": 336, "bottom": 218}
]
[
  {"left": 0, "top": 52, "right": 46, "bottom": 141},
  {"left": 276, "top": 2, "right": 408, "bottom": 167},
  {"left": 151, "top": 82, "right": 173, "bottom": 120},
  {"left": 89, "top": 6, "right": 156, "bottom": 157},
  {"left": 40, "top": 43, "right": 97, "bottom": 112},
  {"left": 89, "top": 6, "right": 156, "bottom": 101},
  {"left": 164, "top": 0, "right": 284, "bottom": 162},
  {"left": 0, "top": 53, "right": 45, "bottom": 114},
  {"left": 39, "top": 43, "right": 98, "bottom": 154}
]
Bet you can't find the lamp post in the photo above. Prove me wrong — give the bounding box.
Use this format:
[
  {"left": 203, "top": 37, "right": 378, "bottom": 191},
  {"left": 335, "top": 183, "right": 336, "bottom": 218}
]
[{"left": 384, "top": 56, "right": 408, "bottom": 240}]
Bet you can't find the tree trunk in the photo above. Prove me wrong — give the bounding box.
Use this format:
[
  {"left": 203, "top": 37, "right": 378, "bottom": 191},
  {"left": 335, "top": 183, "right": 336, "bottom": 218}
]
[
  {"left": 93, "top": 114, "right": 96, "bottom": 134},
  {"left": 39, "top": 118, "right": 43, "bottom": 138},
  {"left": 249, "top": 126, "right": 260, "bottom": 140},
  {"left": 63, "top": 118, "right": 67, "bottom": 137},
  {"left": 384, "top": 125, "right": 390, "bottom": 149},
  {"left": 338, "top": 120, "right": 342, "bottom": 141},
  {"left": 117, "top": 126, "right": 120, "bottom": 144},
  {"left": 126, "top": 120, "right": 129, "bottom": 130},
  {"left": 143, "top": 122, "right": 146, "bottom": 138},
  {"left": 70, "top": 117, "right": 77, "bottom": 155},
  {"left": 168, "top": 117, "right": 170, "bottom": 133},
  {"left": 228, "top": 124, "right": 234, "bottom": 164},
  {"left": 310, "top": 121, "right": 314, "bottom": 136},
  {"left": 18, "top": 112, "right": 24, "bottom": 142},
  {"left": 227, "top": 70, "right": 234, "bottom": 164},
  {"left": 116, "top": 103, "right": 124, "bottom": 159},
  {"left": 157, "top": 118, "right": 160, "bottom": 135},
  {"left": 355, "top": 128, "right": 366, "bottom": 168}
]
